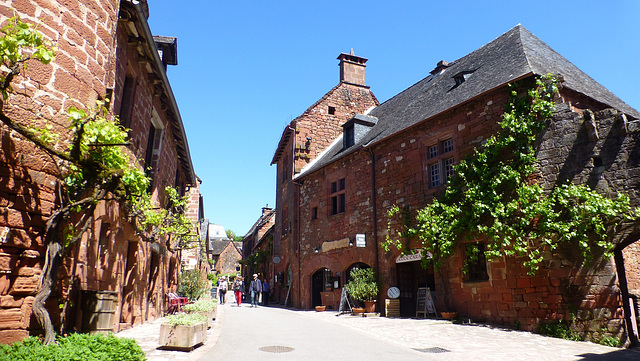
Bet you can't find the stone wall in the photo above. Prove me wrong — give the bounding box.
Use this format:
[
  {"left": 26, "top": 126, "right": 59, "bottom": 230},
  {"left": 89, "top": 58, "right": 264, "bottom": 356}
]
[{"left": 0, "top": 1, "right": 189, "bottom": 343}]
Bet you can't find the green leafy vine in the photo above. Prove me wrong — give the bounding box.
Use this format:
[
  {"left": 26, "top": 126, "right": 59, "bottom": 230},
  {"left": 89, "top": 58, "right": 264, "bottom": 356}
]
[{"left": 385, "top": 74, "right": 639, "bottom": 274}]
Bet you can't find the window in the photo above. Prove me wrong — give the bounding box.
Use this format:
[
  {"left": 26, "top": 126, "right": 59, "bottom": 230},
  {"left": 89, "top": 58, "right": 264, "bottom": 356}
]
[
  {"left": 444, "top": 157, "right": 455, "bottom": 180},
  {"left": 344, "top": 124, "right": 355, "bottom": 148},
  {"left": 144, "top": 110, "right": 164, "bottom": 182},
  {"left": 453, "top": 71, "right": 474, "bottom": 86},
  {"left": 464, "top": 243, "right": 489, "bottom": 282},
  {"left": 428, "top": 144, "right": 438, "bottom": 159},
  {"left": 330, "top": 178, "right": 346, "bottom": 215},
  {"left": 328, "top": 106, "right": 336, "bottom": 115},
  {"left": 311, "top": 207, "right": 318, "bottom": 220},
  {"left": 119, "top": 76, "right": 136, "bottom": 129},
  {"left": 427, "top": 138, "right": 455, "bottom": 189},
  {"left": 429, "top": 163, "right": 440, "bottom": 188},
  {"left": 443, "top": 138, "right": 454, "bottom": 153}
]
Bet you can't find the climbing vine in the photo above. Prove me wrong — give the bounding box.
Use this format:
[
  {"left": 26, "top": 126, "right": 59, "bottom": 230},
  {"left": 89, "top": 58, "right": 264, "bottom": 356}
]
[
  {"left": 0, "top": 18, "right": 196, "bottom": 344},
  {"left": 385, "top": 74, "right": 639, "bottom": 274}
]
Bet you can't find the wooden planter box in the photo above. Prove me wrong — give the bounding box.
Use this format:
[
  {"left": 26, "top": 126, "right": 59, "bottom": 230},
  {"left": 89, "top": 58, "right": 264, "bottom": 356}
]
[{"left": 159, "top": 322, "right": 207, "bottom": 350}]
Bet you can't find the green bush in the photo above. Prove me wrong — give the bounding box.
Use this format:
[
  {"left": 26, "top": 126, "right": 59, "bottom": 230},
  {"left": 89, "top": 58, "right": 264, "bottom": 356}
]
[
  {"left": 183, "top": 299, "right": 216, "bottom": 312},
  {"left": 162, "top": 312, "right": 207, "bottom": 326},
  {"left": 0, "top": 333, "right": 146, "bottom": 361},
  {"left": 536, "top": 319, "right": 582, "bottom": 341},
  {"left": 345, "top": 268, "right": 378, "bottom": 303},
  {"left": 207, "top": 272, "right": 218, "bottom": 286},
  {"left": 178, "top": 269, "right": 208, "bottom": 301}
]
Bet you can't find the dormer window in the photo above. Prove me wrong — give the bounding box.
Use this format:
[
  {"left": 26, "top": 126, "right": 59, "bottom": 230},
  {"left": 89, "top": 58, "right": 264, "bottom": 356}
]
[
  {"left": 344, "top": 124, "right": 355, "bottom": 148},
  {"left": 342, "top": 114, "right": 378, "bottom": 150},
  {"left": 453, "top": 71, "right": 474, "bottom": 86}
]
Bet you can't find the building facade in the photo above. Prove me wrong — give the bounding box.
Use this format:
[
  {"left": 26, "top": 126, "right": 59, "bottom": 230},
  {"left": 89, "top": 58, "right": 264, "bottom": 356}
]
[
  {"left": 278, "top": 26, "right": 640, "bottom": 344},
  {"left": 0, "top": 0, "right": 196, "bottom": 343},
  {"left": 271, "top": 51, "right": 379, "bottom": 306}
]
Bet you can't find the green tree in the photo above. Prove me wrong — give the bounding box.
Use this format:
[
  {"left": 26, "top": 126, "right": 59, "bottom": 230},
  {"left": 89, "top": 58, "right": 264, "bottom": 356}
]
[
  {"left": 0, "top": 18, "right": 196, "bottom": 344},
  {"left": 226, "top": 229, "right": 243, "bottom": 242}
]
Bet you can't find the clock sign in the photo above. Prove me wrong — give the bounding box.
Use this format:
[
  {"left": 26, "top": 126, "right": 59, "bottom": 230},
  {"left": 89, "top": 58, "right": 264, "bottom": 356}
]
[{"left": 387, "top": 286, "right": 400, "bottom": 299}]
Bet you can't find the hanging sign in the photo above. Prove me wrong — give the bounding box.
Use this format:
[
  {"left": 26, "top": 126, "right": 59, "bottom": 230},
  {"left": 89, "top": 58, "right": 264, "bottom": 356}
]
[{"left": 395, "top": 249, "right": 432, "bottom": 263}]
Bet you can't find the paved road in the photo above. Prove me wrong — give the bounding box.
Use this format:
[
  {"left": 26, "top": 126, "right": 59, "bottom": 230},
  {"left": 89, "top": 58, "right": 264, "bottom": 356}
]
[
  {"left": 195, "top": 304, "right": 640, "bottom": 361},
  {"left": 196, "top": 305, "right": 430, "bottom": 360},
  {"left": 117, "top": 302, "right": 640, "bottom": 361}
]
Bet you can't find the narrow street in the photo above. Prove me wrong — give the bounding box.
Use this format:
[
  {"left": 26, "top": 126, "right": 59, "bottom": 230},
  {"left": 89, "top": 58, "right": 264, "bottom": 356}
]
[
  {"left": 196, "top": 304, "right": 430, "bottom": 360},
  {"left": 192, "top": 303, "right": 640, "bottom": 361}
]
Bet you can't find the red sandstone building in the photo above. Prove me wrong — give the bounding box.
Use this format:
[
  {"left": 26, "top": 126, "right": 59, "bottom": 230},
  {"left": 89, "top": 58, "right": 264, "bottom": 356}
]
[
  {"left": 0, "top": 1, "right": 198, "bottom": 343},
  {"left": 270, "top": 52, "right": 379, "bottom": 305},
  {"left": 272, "top": 26, "right": 640, "bottom": 344}
]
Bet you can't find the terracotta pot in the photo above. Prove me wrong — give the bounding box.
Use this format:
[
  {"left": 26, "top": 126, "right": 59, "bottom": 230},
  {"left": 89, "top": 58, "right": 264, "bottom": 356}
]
[
  {"left": 441, "top": 311, "right": 457, "bottom": 320},
  {"left": 352, "top": 307, "right": 365, "bottom": 314},
  {"left": 315, "top": 305, "right": 326, "bottom": 312},
  {"left": 364, "top": 300, "right": 376, "bottom": 313}
]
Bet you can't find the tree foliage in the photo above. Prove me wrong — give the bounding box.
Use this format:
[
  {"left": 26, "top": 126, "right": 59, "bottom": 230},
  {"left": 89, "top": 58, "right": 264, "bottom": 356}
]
[
  {"left": 385, "top": 75, "right": 639, "bottom": 274},
  {"left": 0, "top": 18, "right": 196, "bottom": 344}
]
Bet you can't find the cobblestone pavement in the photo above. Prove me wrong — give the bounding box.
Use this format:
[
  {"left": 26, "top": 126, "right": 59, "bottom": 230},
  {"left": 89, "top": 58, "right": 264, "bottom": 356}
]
[{"left": 116, "top": 303, "right": 640, "bottom": 361}]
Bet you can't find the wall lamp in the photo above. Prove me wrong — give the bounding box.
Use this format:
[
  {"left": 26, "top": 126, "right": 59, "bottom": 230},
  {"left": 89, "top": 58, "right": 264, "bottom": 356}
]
[{"left": 314, "top": 246, "right": 320, "bottom": 253}]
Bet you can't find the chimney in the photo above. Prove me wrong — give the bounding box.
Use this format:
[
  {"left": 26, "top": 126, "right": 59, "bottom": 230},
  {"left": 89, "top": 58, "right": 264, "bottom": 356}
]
[
  {"left": 262, "top": 205, "right": 272, "bottom": 217},
  {"left": 338, "top": 49, "right": 368, "bottom": 86},
  {"left": 430, "top": 60, "right": 450, "bottom": 75}
]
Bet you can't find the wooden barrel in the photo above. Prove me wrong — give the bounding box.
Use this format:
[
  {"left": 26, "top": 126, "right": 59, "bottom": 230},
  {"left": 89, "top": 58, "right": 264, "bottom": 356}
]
[{"left": 82, "top": 290, "right": 118, "bottom": 334}]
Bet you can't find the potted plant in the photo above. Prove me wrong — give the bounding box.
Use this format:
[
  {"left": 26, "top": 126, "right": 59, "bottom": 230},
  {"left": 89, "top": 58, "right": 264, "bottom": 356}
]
[
  {"left": 182, "top": 299, "right": 217, "bottom": 328},
  {"left": 159, "top": 312, "right": 208, "bottom": 350},
  {"left": 345, "top": 268, "right": 379, "bottom": 313}
]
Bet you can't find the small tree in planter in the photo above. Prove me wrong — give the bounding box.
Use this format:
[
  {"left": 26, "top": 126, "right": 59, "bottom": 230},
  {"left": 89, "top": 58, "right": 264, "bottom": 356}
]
[
  {"left": 345, "top": 268, "right": 379, "bottom": 313},
  {"left": 178, "top": 269, "right": 208, "bottom": 301},
  {"left": 159, "top": 312, "right": 208, "bottom": 350}
]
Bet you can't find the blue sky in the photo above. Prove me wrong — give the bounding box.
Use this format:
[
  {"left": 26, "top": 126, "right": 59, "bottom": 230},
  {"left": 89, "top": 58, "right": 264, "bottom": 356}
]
[{"left": 147, "top": 0, "right": 639, "bottom": 236}]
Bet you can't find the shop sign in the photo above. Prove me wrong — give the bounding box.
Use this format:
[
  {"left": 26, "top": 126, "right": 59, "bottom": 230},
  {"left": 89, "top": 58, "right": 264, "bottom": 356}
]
[
  {"left": 355, "top": 234, "right": 366, "bottom": 247},
  {"left": 395, "top": 249, "right": 431, "bottom": 263}
]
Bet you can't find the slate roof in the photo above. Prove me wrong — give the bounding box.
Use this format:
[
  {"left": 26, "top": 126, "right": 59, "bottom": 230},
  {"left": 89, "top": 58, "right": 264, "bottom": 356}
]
[
  {"left": 210, "top": 240, "right": 232, "bottom": 256},
  {"left": 296, "top": 25, "right": 640, "bottom": 178},
  {"left": 208, "top": 224, "right": 229, "bottom": 241}
]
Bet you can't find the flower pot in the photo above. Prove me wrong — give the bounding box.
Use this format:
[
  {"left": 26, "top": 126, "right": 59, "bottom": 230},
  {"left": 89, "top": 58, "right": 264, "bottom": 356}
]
[
  {"left": 441, "top": 312, "right": 457, "bottom": 320},
  {"left": 352, "top": 307, "right": 365, "bottom": 314},
  {"left": 159, "top": 322, "right": 207, "bottom": 349},
  {"left": 315, "top": 305, "right": 326, "bottom": 312},
  {"left": 363, "top": 300, "right": 376, "bottom": 313}
]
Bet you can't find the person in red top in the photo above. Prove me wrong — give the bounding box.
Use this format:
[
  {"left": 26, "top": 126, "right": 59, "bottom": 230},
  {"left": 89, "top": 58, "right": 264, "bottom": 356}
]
[{"left": 232, "top": 276, "right": 244, "bottom": 306}]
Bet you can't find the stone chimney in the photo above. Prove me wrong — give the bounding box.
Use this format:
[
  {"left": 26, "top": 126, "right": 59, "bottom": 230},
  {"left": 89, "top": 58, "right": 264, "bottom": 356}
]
[
  {"left": 338, "top": 49, "right": 367, "bottom": 86},
  {"left": 430, "top": 60, "right": 450, "bottom": 75}
]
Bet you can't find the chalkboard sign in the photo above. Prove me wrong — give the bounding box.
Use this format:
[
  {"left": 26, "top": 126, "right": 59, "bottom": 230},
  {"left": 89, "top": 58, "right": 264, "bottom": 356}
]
[
  {"left": 337, "top": 287, "right": 353, "bottom": 315},
  {"left": 416, "top": 287, "right": 437, "bottom": 318}
]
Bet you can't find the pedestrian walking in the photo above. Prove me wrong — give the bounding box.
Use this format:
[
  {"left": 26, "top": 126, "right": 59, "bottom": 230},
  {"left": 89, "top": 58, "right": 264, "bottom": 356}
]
[
  {"left": 232, "top": 276, "right": 244, "bottom": 306},
  {"left": 262, "top": 279, "right": 270, "bottom": 306},
  {"left": 249, "top": 273, "right": 262, "bottom": 308},
  {"left": 218, "top": 276, "right": 228, "bottom": 305}
]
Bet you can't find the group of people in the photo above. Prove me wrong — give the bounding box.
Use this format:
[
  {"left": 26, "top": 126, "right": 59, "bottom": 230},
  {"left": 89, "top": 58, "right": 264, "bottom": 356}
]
[{"left": 217, "top": 273, "right": 270, "bottom": 307}]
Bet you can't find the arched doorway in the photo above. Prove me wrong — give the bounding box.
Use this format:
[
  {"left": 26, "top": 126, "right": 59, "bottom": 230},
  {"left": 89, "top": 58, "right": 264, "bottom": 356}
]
[
  {"left": 311, "top": 268, "right": 332, "bottom": 308},
  {"left": 395, "top": 250, "right": 435, "bottom": 317},
  {"left": 345, "top": 262, "right": 370, "bottom": 284}
]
